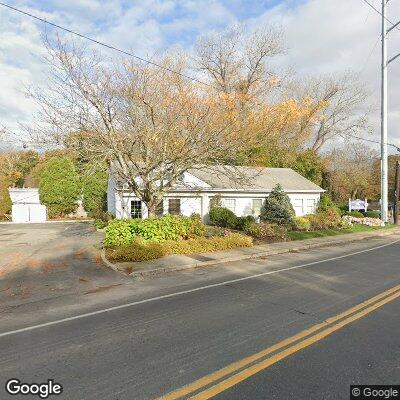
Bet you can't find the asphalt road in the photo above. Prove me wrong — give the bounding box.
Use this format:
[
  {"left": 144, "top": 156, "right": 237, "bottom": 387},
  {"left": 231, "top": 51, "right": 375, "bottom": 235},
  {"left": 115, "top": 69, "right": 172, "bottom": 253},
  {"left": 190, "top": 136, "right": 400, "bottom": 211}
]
[{"left": 0, "top": 234, "right": 399, "bottom": 400}]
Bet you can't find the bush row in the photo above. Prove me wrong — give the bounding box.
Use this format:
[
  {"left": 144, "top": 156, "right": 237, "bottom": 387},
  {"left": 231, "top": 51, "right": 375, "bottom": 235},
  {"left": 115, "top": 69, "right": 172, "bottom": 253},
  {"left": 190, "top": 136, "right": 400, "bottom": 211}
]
[
  {"left": 345, "top": 210, "right": 380, "bottom": 219},
  {"left": 106, "top": 233, "right": 253, "bottom": 262},
  {"left": 104, "top": 214, "right": 206, "bottom": 246}
]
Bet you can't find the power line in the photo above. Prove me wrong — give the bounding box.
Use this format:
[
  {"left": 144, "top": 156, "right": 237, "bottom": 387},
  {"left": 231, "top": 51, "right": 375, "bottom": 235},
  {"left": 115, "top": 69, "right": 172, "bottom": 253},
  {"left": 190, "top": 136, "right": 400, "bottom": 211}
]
[
  {"left": 344, "top": 133, "right": 400, "bottom": 152},
  {"left": 360, "top": 0, "right": 400, "bottom": 32},
  {"left": 0, "top": 2, "right": 214, "bottom": 88}
]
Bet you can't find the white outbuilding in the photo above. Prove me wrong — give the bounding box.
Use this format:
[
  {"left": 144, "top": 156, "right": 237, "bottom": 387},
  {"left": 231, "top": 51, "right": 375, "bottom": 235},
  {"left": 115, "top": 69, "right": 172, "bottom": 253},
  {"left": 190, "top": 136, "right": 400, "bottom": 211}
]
[
  {"left": 9, "top": 188, "right": 47, "bottom": 223},
  {"left": 107, "top": 165, "right": 325, "bottom": 222}
]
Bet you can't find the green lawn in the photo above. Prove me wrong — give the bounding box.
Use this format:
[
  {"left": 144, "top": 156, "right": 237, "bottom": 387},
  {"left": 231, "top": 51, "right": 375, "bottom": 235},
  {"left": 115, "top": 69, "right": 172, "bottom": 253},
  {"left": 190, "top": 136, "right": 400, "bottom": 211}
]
[{"left": 287, "top": 224, "right": 396, "bottom": 241}]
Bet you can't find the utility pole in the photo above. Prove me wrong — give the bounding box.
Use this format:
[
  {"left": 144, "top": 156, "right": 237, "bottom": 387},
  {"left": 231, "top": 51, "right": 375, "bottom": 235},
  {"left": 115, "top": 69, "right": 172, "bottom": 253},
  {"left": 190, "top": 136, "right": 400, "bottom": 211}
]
[
  {"left": 381, "top": 0, "right": 400, "bottom": 224},
  {"left": 381, "top": 0, "right": 388, "bottom": 224},
  {"left": 394, "top": 161, "right": 400, "bottom": 225}
]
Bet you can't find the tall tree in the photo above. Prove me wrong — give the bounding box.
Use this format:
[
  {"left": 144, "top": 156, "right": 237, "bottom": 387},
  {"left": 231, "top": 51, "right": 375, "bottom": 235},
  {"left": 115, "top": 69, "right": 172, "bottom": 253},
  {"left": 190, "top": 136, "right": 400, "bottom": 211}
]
[
  {"left": 288, "top": 73, "right": 369, "bottom": 152},
  {"left": 194, "top": 24, "right": 284, "bottom": 101},
  {"left": 325, "top": 143, "right": 379, "bottom": 202},
  {"left": 38, "top": 156, "right": 80, "bottom": 217},
  {"left": 27, "top": 36, "right": 257, "bottom": 216}
]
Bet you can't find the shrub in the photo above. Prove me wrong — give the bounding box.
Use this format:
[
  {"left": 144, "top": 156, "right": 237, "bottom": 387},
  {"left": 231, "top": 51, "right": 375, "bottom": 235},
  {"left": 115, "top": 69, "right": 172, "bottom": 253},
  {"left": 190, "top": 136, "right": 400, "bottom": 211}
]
[
  {"left": 320, "top": 208, "right": 341, "bottom": 228},
  {"left": 81, "top": 163, "right": 108, "bottom": 214},
  {"left": 338, "top": 218, "right": 353, "bottom": 229},
  {"left": 345, "top": 211, "right": 364, "bottom": 218},
  {"left": 38, "top": 157, "right": 80, "bottom": 218},
  {"left": 293, "top": 216, "right": 311, "bottom": 231},
  {"left": 244, "top": 222, "right": 287, "bottom": 241},
  {"left": 260, "top": 184, "right": 295, "bottom": 225},
  {"left": 93, "top": 210, "right": 114, "bottom": 229},
  {"left": 317, "top": 194, "right": 336, "bottom": 212},
  {"left": 206, "top": 226, "right": 230, "bottom": 237},
  {"left": 209, "top": 206, "right": 238, "bottom": 228},
  {"left": 104, "top": 219, "right": 134, "bottom": 246},
  {"left": 364, "top": 211, "right": 380, "bottom": 218},
  {"left": 304, "top": 214, "right": 325, "bottom": 230},
  {"left": 0, "top": 179, "right": 11, "bottom": 217},
  {"left": 235, "top": 215, "right": 256, "bottom": 231},
  {"left": 304, "top": 208, "right": 341, "bottom": 230},
  {"left": 106, "top": 233, "right": 253, "bottom": 262},
  {"left": 104, "top": 214, "right": 206, "bottom": 246},
  {"left": 337, "top": 204, "right": 348, "bottom": 216}
]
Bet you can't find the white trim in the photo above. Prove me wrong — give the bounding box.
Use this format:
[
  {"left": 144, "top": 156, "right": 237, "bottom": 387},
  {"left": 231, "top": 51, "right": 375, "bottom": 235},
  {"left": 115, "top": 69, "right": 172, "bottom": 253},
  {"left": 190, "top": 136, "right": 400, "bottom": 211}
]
[{"left": 115, "top": 188, "right": 325, "bottom": 194}]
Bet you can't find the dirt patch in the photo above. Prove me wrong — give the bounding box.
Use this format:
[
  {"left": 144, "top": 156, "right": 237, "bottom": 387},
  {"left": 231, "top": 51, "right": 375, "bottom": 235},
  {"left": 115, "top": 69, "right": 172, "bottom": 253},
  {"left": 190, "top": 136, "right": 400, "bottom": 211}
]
[
  {"left": 41, "top": 261, "right": 68, "bottom": 273},
  {"left": 84, "top": 283, "right": 122, "bottom": 295}
]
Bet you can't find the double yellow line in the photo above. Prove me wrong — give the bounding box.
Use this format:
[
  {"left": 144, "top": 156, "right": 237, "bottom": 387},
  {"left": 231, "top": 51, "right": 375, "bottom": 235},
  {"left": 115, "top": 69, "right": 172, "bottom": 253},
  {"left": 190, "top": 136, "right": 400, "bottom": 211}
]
[{"left": 159, "top": 284, "right": 400, "bottom": 400}]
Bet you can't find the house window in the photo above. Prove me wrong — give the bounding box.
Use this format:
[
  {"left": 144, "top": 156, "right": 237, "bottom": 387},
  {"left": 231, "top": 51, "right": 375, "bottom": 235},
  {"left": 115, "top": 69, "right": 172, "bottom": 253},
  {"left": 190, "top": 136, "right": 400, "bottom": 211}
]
[
  {"left": 293, "top": 199, "right": 304, "bottom": 216},
  {"left": 306, "top": 199, "right": 316, "bottom": 214},
  {"left": 252, "top": 199, "right": 263, "bottom": 216},
  {"left": 131, "top": 200, "right": 142, "bottom": 219},
  {"left": 168, "top": 199, "right": 181, "bottom": 215},
  {"left": 221, "top": 198, "right": 236, "bottom": 213}
]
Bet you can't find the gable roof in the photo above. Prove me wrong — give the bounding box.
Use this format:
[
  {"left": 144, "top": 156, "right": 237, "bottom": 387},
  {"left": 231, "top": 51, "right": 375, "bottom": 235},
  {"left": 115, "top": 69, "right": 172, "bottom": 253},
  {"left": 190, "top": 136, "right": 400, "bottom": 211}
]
[{"left": 186, "top": 166, "right": 324, "bottom": 192}]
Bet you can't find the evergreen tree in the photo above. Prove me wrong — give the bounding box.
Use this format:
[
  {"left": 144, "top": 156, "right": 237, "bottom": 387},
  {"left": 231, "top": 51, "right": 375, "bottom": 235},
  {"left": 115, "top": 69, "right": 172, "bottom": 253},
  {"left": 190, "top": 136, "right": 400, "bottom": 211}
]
[
  {"left": 39, "top": 157, "right": 80, "bottom": 217},
  {"left": 260, "top": 184, "right": 295, "bottom": 224}
]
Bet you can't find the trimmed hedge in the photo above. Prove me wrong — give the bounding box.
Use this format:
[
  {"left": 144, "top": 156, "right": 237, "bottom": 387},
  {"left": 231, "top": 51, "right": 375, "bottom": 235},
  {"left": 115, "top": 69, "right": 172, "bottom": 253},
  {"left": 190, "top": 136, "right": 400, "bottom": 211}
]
[
  {"left": 364, "top": 211, "right": 380, "bottom": 218},
  {"left": 345, "top": 211, "right": 364, "bottom": 218},
  {"left": 209, "top": 207, "right": 238, "bottom": 229},
  {"left": 104, "top": 214, "right": 206, "bottom": 246},
  {"left": 235, "top": 215, "right": 256, "bottom": 231},
  {"left": 106, "top": 233, "right": 253, "bottom": 262}
]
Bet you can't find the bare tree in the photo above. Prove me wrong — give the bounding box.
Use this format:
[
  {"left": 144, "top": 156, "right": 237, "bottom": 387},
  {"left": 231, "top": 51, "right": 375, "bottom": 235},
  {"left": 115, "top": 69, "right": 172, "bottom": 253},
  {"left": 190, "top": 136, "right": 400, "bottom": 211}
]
[
  {"left": 27, "top": 36, "right": 255, "bottom": 216},
  {"left": 194, "top": 24, "right": 284, "bottom": 103},
  {"left": 288, "top": 72, "right": 369, "bottom": 152}
]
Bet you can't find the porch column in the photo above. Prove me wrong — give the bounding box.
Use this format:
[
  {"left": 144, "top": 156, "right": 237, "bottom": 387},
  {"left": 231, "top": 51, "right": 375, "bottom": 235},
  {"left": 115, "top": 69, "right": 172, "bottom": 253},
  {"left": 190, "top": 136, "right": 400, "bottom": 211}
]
[{"left": 201, "top": 194, "right": 210, "bottom": 223}]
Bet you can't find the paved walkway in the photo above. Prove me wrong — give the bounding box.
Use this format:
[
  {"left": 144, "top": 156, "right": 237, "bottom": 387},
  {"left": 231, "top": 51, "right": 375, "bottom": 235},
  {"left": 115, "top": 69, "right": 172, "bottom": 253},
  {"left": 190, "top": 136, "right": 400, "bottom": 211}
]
[{"left": 105, "top": 227, "right": 400, "bottom": 277}]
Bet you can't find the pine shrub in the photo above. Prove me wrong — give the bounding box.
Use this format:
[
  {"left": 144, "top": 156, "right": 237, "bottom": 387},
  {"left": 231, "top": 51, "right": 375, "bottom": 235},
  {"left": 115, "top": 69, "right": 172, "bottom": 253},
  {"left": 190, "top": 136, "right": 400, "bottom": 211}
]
[{"left": 260, "top": 184, "right": 295, "bottom": 225}]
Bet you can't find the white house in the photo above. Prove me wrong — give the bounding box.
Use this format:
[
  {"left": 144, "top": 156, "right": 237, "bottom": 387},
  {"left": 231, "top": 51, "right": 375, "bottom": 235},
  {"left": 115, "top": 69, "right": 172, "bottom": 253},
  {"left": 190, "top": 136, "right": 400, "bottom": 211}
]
[
  {"left": 9, "top": 188, "right": 47, "bottom": 223},
  {"left": 107, "top": 165, "right": 325, "bottom": 222}
]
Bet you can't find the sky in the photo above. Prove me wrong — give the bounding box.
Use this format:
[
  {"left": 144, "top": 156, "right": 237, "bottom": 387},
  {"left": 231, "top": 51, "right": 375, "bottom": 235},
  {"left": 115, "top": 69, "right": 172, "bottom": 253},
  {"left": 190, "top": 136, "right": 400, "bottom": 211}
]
[{"left": 0, "top": 0, "right": 399, "bottom": 153}]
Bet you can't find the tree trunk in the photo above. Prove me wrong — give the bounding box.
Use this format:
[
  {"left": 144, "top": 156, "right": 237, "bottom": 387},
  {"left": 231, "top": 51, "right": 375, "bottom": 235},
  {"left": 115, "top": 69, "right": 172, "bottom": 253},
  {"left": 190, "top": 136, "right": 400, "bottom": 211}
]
[{"left": 146, "top": 202, "right": 157, "bottom": 218}]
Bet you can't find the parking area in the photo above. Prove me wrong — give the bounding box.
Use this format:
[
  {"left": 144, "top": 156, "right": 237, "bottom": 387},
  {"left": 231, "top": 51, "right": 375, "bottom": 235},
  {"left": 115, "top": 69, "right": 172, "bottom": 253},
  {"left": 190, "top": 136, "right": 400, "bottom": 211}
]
[{"left": 0, "top": 222, "right": 129, "bottom": 309}]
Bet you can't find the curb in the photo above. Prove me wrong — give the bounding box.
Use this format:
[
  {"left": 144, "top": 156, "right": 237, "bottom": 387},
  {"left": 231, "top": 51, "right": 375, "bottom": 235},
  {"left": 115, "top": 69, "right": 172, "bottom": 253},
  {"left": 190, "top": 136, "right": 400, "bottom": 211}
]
[
  {"left": 102, "top": 228, "right": 400, "bottom": 278},
  {"left": 0, "top": 220, "right": 94, "bottom": 225},
  {"left": 100, "top": 248, "right": 122, "bottom": 273}
]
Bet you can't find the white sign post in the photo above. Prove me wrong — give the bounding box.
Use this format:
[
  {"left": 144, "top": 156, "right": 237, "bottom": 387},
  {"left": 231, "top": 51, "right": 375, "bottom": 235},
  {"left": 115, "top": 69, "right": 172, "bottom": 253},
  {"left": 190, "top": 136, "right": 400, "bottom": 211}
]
[{"left": 349, "top": 198, "right": 368, "bottom": 212}]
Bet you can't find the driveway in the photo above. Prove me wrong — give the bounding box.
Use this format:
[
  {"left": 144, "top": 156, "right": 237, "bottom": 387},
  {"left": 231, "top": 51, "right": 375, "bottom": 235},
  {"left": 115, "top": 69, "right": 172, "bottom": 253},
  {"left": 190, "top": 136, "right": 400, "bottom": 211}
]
[{"left": 0, "top": 222, "right": 129, "bottom": 310}]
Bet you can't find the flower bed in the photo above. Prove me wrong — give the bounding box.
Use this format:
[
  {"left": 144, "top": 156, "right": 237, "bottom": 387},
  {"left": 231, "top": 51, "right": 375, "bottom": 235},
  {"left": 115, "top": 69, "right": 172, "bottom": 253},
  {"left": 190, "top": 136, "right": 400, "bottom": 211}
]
[
  {"left": 105, "top": 233, "right": 253, "bottom": 262},
  {"left": 342, "top": 215, "right": 382, "bottom": 227}
]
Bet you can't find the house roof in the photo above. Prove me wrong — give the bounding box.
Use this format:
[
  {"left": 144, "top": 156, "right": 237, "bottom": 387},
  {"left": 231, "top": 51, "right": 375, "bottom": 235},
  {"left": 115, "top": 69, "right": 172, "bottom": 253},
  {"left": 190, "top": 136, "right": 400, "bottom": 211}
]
[{"left": 186, "top": 165, "right": 324, "bottom": 192}]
